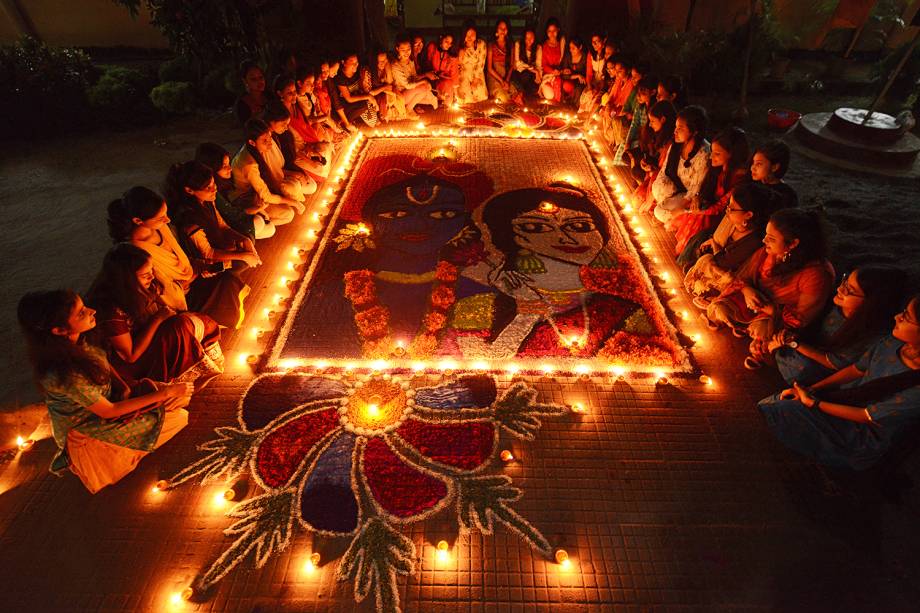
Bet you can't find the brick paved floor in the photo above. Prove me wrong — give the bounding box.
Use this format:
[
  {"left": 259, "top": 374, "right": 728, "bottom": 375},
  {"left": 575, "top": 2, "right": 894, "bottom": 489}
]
[{"left": 1, "top": 109, "right": 919, "bottom": 613}]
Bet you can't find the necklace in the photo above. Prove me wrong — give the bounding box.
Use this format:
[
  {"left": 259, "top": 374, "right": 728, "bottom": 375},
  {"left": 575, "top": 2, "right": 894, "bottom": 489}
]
[
  {"left": 344, "top": 262, "right": 459, "bottom": 358},
  {"left": 375, "top": 270, "right": 437, "bottom": 284}
]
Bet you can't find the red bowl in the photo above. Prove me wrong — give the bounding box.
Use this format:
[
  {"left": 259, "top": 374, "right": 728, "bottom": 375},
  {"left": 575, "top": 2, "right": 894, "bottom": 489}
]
[{"left": 767, "top": 108, "right": 801, "bottom": 130}]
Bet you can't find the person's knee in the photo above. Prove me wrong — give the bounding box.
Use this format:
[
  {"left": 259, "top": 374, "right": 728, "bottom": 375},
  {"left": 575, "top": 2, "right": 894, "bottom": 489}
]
[{"left": 256, "top": 222, "right": 276, "bottom": 239}]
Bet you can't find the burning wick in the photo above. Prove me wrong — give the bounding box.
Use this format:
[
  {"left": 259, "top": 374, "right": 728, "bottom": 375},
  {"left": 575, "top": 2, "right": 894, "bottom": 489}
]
[
  {"left": 554, "top": 548, "right": 571, "bottom": 569},
  {"left": 436, "top": 540, "right": 450, "bottom": 563},
  {"left": 304, "top": 552, "right": 321, "bottom": 573}
]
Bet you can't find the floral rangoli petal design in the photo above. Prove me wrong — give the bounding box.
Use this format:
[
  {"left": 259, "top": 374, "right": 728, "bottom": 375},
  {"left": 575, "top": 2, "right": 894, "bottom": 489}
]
[
  {"left": 362, "top": 437, "right": 449, "bottom": 519},
  {"left": 299, "top": 432, "right": 359, "bottom": 534},
  {"left": 242, "top": 373, "right": 347, "bottom": 430},
  {"left": 413, "top": 375, "right": 497, "bottom": 410},
  {"left": 255, "top": 407, "right": 340, "bottom": 489},
  {"left": 395, "top": 418, "right": 496, "bottom": 471}
]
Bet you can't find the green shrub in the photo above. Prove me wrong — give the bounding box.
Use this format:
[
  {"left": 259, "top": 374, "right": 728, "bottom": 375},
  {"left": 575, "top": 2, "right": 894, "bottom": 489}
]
[
  {"left": 201, "top": 63, "right": 236, "bottom": 106},
  {"left": 0, "top": 36, "right": 93, "bottom": 138},
  {"left": 150, "top": 80, "right": 196, "bottom": 114},
  {"left": 158, "top": 55, "right": 195, "bottom": 83},
  {"left": 87, "top": 65, "right": 151, "bottom": 110}
]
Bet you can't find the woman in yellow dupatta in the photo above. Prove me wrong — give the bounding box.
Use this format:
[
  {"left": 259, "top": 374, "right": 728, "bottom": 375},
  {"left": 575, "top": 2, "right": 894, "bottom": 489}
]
[{"left": 107, "top": 186, "right": 249, "bottom": 329}]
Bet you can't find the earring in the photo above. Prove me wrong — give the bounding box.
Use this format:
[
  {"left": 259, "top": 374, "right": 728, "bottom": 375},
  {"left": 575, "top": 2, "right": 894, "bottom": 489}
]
[
  {"left": 589, "top": 245, "right": 617, "bottom": 269},
  {"left": 514, "top": 249, "right": 546, "bottom": 274},
  {"left": 780, "top": 250, "right": 791, "bottom": 262}
]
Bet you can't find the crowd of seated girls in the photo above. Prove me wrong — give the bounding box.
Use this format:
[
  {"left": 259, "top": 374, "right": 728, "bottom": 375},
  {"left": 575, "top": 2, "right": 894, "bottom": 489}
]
[
  {"left": 618, "top": 70, "right": 920, "bottom": 472},
  {"left": 19, "top": 20, "right": 920, "bottom": 494},
  {"left": 18, "top": 52, "right": 365, "bottom": 493}
]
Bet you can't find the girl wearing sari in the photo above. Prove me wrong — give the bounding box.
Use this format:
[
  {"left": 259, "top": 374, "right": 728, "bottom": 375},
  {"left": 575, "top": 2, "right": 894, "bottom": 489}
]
[
  {"left": 559, "top": 38, "right": 588, "bottom": 105},
  {"left": 107, "top": 186, "right": 249, "bottom": 329},
  {"left": 707, "top": 208, "right": 835, "bottom": 370},
  {"left": 85, "top": 244, "right": 225, "bottom": 385},
  {"left": 669, "top": 127, "right": 751, "bottom": 260},
  {"left": 18, "top": 289, "right": 194, "bottom": 493},
  {"left": 274, "top": 75, "right": 332, "bottom": 180},
  {"left": 510, "top": 27, "right": 542, "bottom": 100}
]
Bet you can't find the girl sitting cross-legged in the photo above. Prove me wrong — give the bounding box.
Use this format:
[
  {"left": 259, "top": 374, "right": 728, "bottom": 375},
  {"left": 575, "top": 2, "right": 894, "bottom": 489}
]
[
  {"left": 166, "top": 161, "right": 264, "bottom": 273},
  {"left": 769, "top": 266, "right": 907, "bottom": 386},
  {"left": 85, "top": 243, "right": 224, "bottom": 386},
  {"left": 706, "top": 208, "right": 835, "bottom": 370},
  {"left": 683, "top": 181, "right": 775, "bottom": 309},
  {"left": 18, "top": 289, "right": 194, "bottom": 493},
  {"left": 107, "top": 186, "right": 249, "bottom": 330},
  {"left": 758, "top": 293, "right": 920, "bottom": 470}
]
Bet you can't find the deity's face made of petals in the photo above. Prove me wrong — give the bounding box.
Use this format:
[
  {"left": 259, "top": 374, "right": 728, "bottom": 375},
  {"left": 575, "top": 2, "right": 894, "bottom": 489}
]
[
  {"left": 511, "top": 204, "right": 604, "bottom": 266},
  {"left": 364, "top": 179, "right": 469, "bottom": 257}
]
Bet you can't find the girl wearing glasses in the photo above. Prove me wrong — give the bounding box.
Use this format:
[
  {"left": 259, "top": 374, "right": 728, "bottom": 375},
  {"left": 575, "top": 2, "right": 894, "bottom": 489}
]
[
  {"left": 770, "top": 267, "right": 907, "bottom": 386},
  {"left": 759, "top": 293, "right": 920, "bottom": 470}
]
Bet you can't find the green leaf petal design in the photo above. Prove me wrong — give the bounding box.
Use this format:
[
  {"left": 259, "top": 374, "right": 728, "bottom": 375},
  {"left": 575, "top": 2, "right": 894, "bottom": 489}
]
[
  {"left": 197, "top": 490, "right": 297, "bottom": 590},
  {"left": 492, "top": 382, "right": 567, "bottom": 441},
  {"left": 167, "top": 426, "right": 259, "bottom": 488},
  {"left": 458, "top": 474, "right": 552, "bottom": 557},
  {"left": 335, "top": 517, "right": 415, "bottom": 613}
]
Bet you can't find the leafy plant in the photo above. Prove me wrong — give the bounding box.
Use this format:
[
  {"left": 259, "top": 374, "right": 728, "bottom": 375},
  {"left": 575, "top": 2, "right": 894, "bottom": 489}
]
[
  {"left": 149, "top": 80, "right": 196, "bottom": 114},
  {"left": 0, "top": 36, "right": 94, "bottom": 137},
  {"left": 87, "top": 65, "right": 152, "bottom": 111},
  {"left": 114, "top": 0, "right": 262, "bottom": 69},
  {"left": 157, "top": 55, "right": 194, "bottom": 83}
]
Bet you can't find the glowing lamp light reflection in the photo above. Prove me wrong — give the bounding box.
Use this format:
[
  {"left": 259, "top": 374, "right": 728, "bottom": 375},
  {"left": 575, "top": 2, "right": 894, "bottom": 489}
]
[
  {"left": 212, "top": 491, "right": 228, "bottom": 509},
  {"left": 554, "top": 548, "right": 571, "bottom": 569},
  {"left": 435, "top": 540, "right": 450, "bottom": 564},
  {"left": 500, "top": 449, "right": 514, "bottom": 462},
  {"left": 303, "top": 552, "right": 321, "bottom": 574}
]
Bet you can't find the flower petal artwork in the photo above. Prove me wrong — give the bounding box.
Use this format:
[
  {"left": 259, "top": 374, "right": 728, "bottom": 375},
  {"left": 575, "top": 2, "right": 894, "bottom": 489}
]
[
  {"left": 272, "top": 138, "right": 692, "bottom": 373},
  {"left": 168, "top": 372, "right": 566, "bottom": 613}
]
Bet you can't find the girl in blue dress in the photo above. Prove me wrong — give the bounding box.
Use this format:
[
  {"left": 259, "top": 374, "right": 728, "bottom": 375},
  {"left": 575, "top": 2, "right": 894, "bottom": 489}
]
[
  {"left": 758, "top": 293, "right": 920, "bottom": 470},
  {"left": 770, "top": 266, "right": 907, "bottom": 386}
]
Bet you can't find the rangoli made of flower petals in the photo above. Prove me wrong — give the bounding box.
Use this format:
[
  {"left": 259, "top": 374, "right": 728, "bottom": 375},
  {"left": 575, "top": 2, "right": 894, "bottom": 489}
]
[{"left": 168, "top": 372, "right": 566, "bottom": 613}]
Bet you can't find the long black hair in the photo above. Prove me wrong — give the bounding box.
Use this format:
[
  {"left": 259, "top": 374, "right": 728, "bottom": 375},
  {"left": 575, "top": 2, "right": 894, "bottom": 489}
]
[
  {"left": 18, "top": 289, "right": 109, "bottom": 388},
  {"left": 731, "top": 182, "right": 775, "bottom": 233},
  {"left": 107, "top": 186, "right": 164, "bottom": 243},
  {"left": 481, "top": 182, "right": 611, "bottom": 271},
  {"left": 164, "top": 160, "right": 215, "bottom": 223},
  {"left": 768, "top": 208, "right": 828, "bottom": 278},
  {"left": 826, "top": 266, "right": 908, "bottom": 350},
  {"left": 648, "top": 100, "right": 677, "bottom": 153},
  {"left": 194, "top": 142, "right": 233, "bottom": 195},
  {"left": 85, "top": 243, "right": 159, "bottom": 326}
]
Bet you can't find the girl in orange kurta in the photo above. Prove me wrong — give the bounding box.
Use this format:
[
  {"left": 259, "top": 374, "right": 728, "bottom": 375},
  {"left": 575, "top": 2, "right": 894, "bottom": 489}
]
[{"left": 707, "top": 209, "right": 835, "bottom": 369}]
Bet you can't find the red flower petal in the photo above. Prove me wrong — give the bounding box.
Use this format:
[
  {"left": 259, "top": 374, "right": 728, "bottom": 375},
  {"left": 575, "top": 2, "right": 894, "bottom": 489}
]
[
  {"left": 255, "top": 407, "right": 340, "bottom": 489},
  {"left": 395, "top": 418, "right": 496, "bottom": 471},
  {"left": 362, "top": 437, "right": 448, "bottom": 519}
]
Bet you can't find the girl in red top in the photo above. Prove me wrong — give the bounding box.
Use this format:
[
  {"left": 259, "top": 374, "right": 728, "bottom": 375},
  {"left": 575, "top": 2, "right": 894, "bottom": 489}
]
[{"left": 539, "top": 18, "right": 566, "bottom": 102}]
